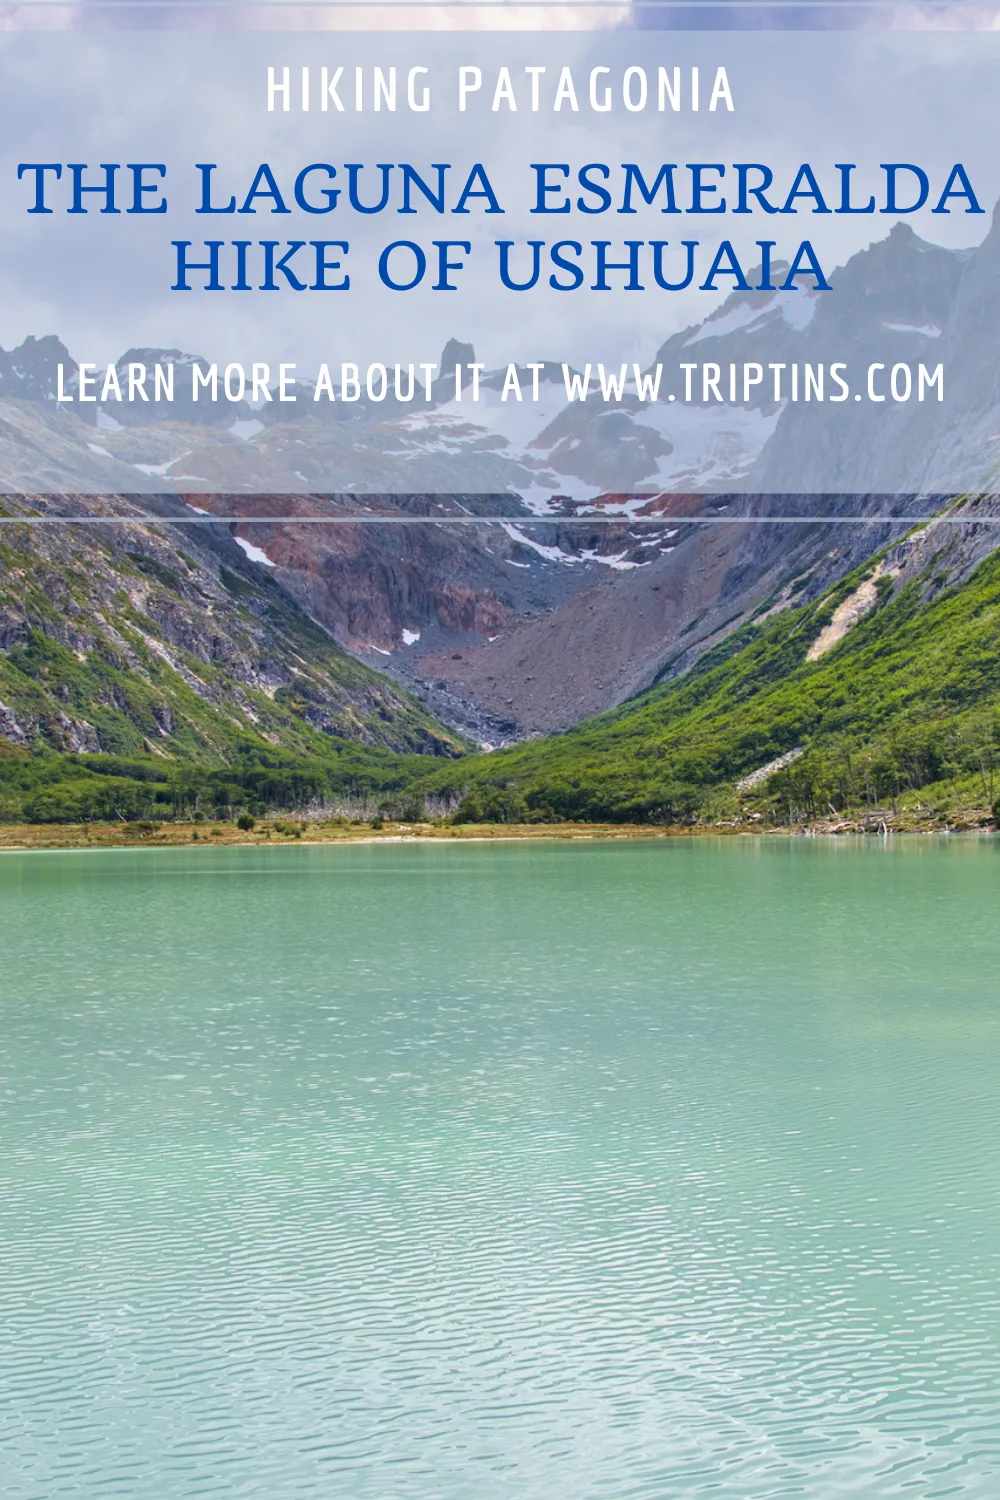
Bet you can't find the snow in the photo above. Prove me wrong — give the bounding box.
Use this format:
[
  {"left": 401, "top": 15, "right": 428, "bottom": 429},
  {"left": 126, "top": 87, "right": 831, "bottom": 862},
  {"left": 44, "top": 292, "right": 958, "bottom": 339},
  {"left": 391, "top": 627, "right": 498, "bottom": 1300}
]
[
  {"left": 501, "top": 521, "right": 572, "bottom": 564},
  {"left": 87, "top": 443, "right": 113, "bottom": 458},
  {"left": 133, "top": 458, "right": 178, "bottom": 477},
  {"left": 96, "top": 409, "right": 123, "bottom": 431},
  {"left": 516, "top": 485, "right": 572, "bottom": 516},
  {"left": 632, "top": 526, "right": 679, "bottom": 547},
  {"left": 234, "top": 536, "right": 276, "bottom": 568},
  {"left": 367, "top": 644, "right": 392, "bottom": 656},
  {"left": 882, "top": 322, "right": 941, "bottom": 338},
  {"left": 579, "top": 549, "right": 642, "bottom": 571},
  {"left": 628, "top": 399, "right": 782, "bottom": 493},
  {"left": 425, "top": 380, "right": 570, "bottom": 455},
  {"left": 592, "top": 497, "right": 661, "bottom": 517},
  {"left": 684, "top": 298, "right": 771, "bottom": 346},
  {"left": 132, "top": 451, "right": 192, "bottom": 478},
  {"left": 683, "top": 289, "right": 817, "bottom": 346},
  {"left": 500, "top": 521, "right": 644, "bottom": 571},
  {"left": 401, "top": 628, "right": 421, "bottom": 645},
  {"left": 322, "top": 339, "right": 786, "bottom": 505},
  {"left": 186, "top": 502, "right": 210, "bottom": 515},
  {"left": 70, "top": 295, "right": 816, "bottom": 507}
]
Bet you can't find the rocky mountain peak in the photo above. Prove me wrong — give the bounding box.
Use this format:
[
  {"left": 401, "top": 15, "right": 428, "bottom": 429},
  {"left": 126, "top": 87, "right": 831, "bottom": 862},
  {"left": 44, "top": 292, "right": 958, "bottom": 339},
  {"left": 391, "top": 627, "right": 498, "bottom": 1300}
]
[{"left": 0, "top": 334, "right": 75, "bottom": 401}]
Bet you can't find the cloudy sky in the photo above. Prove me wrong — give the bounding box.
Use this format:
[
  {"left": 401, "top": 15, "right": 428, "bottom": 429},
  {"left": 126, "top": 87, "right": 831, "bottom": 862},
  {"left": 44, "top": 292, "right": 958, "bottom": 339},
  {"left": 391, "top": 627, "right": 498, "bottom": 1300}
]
[
  {"left": 4, "top": 1, "right": 996, "bottom": 33},
  {"left": 0, "top": 5, "right": 996, "bottom": 371}
]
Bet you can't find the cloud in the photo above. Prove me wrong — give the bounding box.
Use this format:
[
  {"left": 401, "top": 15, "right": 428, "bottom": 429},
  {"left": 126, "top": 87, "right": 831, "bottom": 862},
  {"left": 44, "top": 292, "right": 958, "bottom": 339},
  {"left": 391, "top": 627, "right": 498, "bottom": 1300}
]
[
  {"left": 1, "top": 16, "right": 996, "bottom": 375},
  {"left": 0, "top": 2, "right": 79, "bottom": 30},
  {"left": 8, "top": 0, "right": 1000, "bottom": 36},
  {"left": 63, "top": 0, "right": 632, "bottom": 32},
  {"left": 884, "top": 1, "right": 1000, "bottom": 27},
  {"left": 250, "top": 0, "right": 632, "bottom": 31}
]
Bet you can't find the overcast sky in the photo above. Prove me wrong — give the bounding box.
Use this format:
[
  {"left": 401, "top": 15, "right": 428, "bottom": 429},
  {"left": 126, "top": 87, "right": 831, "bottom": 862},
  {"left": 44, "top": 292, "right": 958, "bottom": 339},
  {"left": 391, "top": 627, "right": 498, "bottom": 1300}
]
[{"left": 0, "top": 8, "right": 997, "bottom": 370}]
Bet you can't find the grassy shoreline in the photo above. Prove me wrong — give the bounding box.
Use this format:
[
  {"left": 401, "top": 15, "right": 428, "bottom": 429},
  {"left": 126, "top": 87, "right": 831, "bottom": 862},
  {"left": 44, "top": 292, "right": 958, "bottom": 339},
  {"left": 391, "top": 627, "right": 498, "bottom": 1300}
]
[
  {"left": 0, "top": 820, "right": 684, "bottom": 852},
  {"left": 0, "top": 809, "right": 994, "bottom": 853}
]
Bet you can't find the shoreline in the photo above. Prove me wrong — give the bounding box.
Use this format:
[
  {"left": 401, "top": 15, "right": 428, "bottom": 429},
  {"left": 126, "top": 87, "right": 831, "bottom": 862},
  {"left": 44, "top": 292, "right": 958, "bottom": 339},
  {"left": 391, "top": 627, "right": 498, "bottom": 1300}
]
[{"left": 0, "top": 812, "right": 994, "bottom": 854}]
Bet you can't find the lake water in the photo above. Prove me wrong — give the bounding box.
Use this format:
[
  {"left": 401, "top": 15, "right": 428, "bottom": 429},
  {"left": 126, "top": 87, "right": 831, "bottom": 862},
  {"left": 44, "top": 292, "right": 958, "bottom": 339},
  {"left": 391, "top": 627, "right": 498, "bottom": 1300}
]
[{"left": 2, "top": 838, "right": 999, "bottom": 1498}]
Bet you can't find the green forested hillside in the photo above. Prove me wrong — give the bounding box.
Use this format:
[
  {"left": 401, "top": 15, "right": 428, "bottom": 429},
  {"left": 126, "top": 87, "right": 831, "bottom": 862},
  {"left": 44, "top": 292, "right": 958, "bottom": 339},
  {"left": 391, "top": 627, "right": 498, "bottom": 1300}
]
[
  {"left": 0, "top": 738, "right": 434, "bottom": 825},
  {"left": 0, "top": 498, "right": 468, "bottom": 826},
  {"left": 5, "top": 524, "right": 1000, "bottom": 827},
  {"left": 404, "top": 542, "right": 1000, "bottom": 825}
]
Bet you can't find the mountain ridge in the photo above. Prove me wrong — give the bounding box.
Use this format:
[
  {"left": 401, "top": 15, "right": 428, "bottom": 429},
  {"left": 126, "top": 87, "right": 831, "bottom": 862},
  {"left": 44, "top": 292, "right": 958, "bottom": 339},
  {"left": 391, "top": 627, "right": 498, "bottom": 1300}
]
[
  {"left": 0, "top": 493, "right": 464, "bottom": 764},
  {"left": 5, "top": 496, "right": 1000, "bottom": 830},
  {"left": 1, "top": 217, "right": 997, "bottom": 751}
]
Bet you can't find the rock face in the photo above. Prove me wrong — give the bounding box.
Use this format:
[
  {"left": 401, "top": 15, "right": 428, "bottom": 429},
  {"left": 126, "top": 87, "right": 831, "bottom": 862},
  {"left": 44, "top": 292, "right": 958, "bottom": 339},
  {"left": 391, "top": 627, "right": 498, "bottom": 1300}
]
[
  {"left": 749, "top": 224, "right": 968, "bottom": 494},
  {"left": 0, "top": 335, "right": 75, "bottom": 402},
  {"left": 0, "top": 495, "right": 463, "bottom": 760},
  {"left": 868, "top": 205, "right": 1000, "bottom": 495},
  {"left": 162, "top": 493, "right": 626, "bottom": 744},
  {"left": 1, "top": 218, "right": 998, "bottom": 742}
]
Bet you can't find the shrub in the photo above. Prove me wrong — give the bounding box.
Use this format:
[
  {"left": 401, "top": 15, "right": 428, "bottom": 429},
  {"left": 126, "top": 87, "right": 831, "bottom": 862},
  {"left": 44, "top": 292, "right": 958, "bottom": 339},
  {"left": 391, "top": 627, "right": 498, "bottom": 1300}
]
[
  {"left": 452, "top": 787, "right": 528, "bottom": 825},
  {"left": 236, "top": 813, "right": 256, "bottom": 832}
]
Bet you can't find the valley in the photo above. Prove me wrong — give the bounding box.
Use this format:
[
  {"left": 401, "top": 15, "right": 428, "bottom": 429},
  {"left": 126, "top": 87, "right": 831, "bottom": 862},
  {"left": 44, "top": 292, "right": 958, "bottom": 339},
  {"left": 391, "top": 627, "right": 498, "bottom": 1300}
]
[{"left": 2, "top": 218, "right": 1000, "bottom": 829}]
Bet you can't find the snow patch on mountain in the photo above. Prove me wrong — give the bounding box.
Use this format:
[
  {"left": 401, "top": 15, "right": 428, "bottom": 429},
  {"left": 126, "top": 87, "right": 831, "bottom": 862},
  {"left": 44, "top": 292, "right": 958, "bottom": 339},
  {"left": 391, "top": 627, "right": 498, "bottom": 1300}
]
[
  {"left": 683, "top": 289, "right": 818, "bottom": 346},
  {"left": 882, "top": 321, "right": 941, "bottom": 337},
  {"left": 234, "top": 537, "right": 276, "bottom": 568}
]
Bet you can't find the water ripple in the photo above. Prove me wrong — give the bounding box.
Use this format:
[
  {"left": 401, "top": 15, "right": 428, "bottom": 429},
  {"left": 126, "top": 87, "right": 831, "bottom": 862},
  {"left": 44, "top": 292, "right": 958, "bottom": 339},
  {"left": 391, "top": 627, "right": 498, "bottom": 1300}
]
[{"left": 1, "top": 840, "right": 999, "bottom": 1497}]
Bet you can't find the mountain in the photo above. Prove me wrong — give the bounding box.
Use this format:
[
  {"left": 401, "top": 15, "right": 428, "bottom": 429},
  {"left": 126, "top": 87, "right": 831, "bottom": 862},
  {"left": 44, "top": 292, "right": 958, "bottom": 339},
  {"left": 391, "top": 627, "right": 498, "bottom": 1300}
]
[
  {"left": 398, "top": 498, "right": 1000, "bottom": 826},
  {"left": 0, "top": 493, "right": 463, "bottom": 763},
  {"left": 7, "top": 494, "right": 1000, "bottom": 829},
  {"left": 0, "top": 216, "right": 993, "bottom": 747},
  {"left": 871, "top": 207, "right": 1000, "bottom": 495}
]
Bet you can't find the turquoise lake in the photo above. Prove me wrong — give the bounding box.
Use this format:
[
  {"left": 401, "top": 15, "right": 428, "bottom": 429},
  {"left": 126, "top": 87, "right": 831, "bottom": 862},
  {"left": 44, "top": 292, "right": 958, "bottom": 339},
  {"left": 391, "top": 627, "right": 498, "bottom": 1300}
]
[{"left": 2, "top": 837, "right": 999, "bottom": 1497}]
